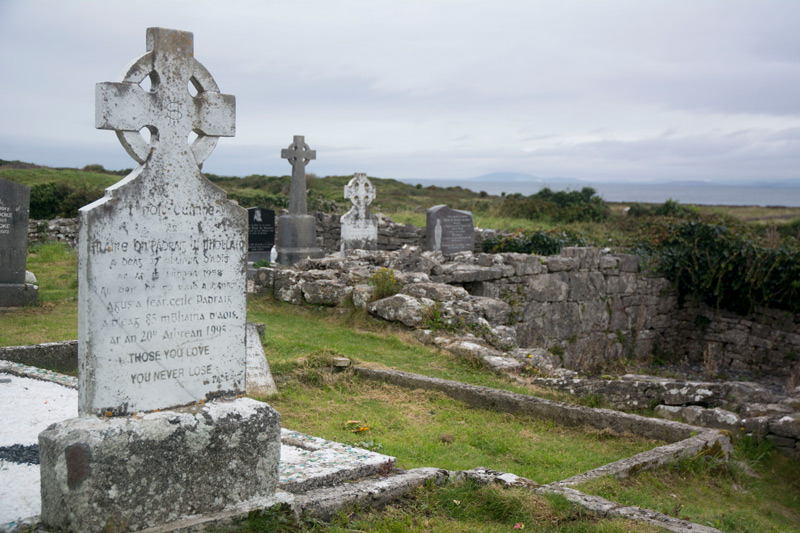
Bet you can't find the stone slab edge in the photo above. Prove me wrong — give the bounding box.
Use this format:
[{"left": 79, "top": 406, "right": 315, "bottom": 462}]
[
  {"left": 353, "top": 367, "right": 713, "bottom": 443},
  {"left": 0, "top": 341, "right": 78, "bottom": 374},
  {"left": 0, "top": 360, "right": 77, "bottom": 389},
  {"left": 459, "top": 467, "right": 721, "bottom": 533}
]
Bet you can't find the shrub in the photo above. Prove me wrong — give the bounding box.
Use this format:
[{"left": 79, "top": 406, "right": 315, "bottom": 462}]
[
  {"left": 482, "top": 229, "right": 587, "bottom": 256},
  {"left": 636, "top": 220, "right": 800, "bottom": 315},
  {"left": 627, "top": 199, "right": 695, "bottom": 219},
  {"left": 495, "top": 187, "right": 610, "bottom": 223},
  {"left": 29, "top": 182, "right": 105, "bottom": 219},
  {"left": 369, "top": 268, "right": 402, "bottom": 300}
]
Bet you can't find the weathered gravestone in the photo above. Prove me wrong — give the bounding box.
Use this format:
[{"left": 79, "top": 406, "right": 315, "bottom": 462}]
[
  {"left": 341, "top": 173, "right": 378, "bottom": 253},
  {"left": 248, "top": 206, "right": 275, "bottom": 263},
  {"left": 426, "top": 204, "right": 475, "bottom": 254},
  {"left": 0, "top": 179, "right": 38, "bottom": 307},
  {"left": 38, "top": 28, "right": 282, "bottom": 532},
  {"left": 276, "top": 135, "right": 324, "bottom": 265}
]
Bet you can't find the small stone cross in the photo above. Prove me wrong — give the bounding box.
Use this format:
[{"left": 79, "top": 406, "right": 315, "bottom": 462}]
[
  {"left": 281, "top": 135, "right": 316, "bottom": 214},
  {"left": 344, "top": 173, "right": 375, "bottom": 217},
  {"left": 95, "top": 28, "right": 235, "bottom": 169}
]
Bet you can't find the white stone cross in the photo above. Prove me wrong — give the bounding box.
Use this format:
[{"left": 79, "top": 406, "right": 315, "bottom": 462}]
[
  {"left": 281, "top": 135, "right": 316, "bottom": 214},
  {"left": 344, "top": 173, "right": 375, "bottom": 217},
  {"left": 96, "top": 28, "right": 235, "bottom": 168}
]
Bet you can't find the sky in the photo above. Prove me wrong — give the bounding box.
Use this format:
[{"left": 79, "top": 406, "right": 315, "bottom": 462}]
[{"left": 1, "top": 0, "right": 799, "bottom": 185}]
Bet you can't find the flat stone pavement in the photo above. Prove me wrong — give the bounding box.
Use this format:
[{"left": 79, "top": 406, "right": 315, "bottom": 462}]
[{"left": 0, "top": 363, "right": 394, "bottom": 531}]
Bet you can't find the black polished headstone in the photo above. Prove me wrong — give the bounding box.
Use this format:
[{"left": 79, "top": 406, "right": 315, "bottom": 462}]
[
  {"left": 247, "top": 207, "right": 275, "bottom": 263},
  {"left": 426, "top": 204, "right": 475, "bottom": 254},
  {"left": 0, "top": 178, "right": 38, "bottom": 306}
]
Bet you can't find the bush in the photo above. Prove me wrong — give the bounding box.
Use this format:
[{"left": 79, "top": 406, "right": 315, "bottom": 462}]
[
  {"left": 636, "top": 220, "right": 800, "bottom": 315},
  {"left": 627, "top": 199, "right": 695, "bottom": 219},
  {"left": 482, "top": 229, "right": 587, "bottom": 256},
  {"left": 494, "top": 187, "right": 610, "bottom": 223},
  {"left": 29, "top": 182, "right": 105, "bottom": 219},
  {"left": 369, "top": 268, "right": 403, "bottom": 300}
]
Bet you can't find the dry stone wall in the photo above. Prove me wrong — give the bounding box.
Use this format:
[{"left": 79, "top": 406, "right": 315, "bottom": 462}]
[{"left": 253, "top": 246, "right": 799, "bottom": 381}]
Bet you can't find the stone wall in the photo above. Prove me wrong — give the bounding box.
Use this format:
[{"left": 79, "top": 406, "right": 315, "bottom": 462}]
[
  {"left": 253, "top": 246, "right": 800, "bottom": 380},
  {"left": 28, "top": 217, "right": 79, "bottom": 247},
  {"left": 315, "top": 213, "right": 501, "bottom": 255}
]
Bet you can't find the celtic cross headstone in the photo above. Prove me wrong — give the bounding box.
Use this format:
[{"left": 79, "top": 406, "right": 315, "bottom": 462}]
[
  {"left": 341, "top": 173, "right": 378, "bottom": 253},
  {"left": 276, "top": 135, "right": 323, "bottom": 264},
  {"left": 40, "top": 28, "right": 281, "bottom": 532}
]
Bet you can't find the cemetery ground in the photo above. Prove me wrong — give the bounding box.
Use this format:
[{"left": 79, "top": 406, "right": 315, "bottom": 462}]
[{"left": 2, "top": 243, "right": 799, "bottom": 531}]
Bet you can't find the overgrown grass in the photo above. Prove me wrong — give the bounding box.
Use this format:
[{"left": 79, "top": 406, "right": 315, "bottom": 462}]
[
  {"left": 266, "top": 371, "right": 659, "bottom": 483},
  {"left": 577, "top": 437, "right": 800, "bottom": 532},
  {"left": 233, "top": 481, "right": 660, "bottom": 532}
]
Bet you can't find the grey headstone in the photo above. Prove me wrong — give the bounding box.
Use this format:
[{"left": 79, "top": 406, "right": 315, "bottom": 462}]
[
  {"left": 426, "top": 204, "right": 475, "bottom": 254},
  {"left": 276, "top": 135, "right": 324, "bottom": 265},
  {"left": 341, "top": 173, "right": 378, "bottom": 253},
  {"left": 248, "top": 206, "right": 275, "bottom": 263},
  {"left": 0, "top": 178, "right": 38, "bottom": 307},
  {"left": 40, "top": 27, "right": 281, "bottom": 532}
]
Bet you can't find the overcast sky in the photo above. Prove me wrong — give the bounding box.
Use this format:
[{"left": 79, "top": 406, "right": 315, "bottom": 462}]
[{"left": 1, "top": 0, "right": 799, "bottom": 184}]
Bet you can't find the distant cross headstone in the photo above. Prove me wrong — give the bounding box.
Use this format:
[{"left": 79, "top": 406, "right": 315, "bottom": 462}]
[
  {"left": 281, "top": 135, "right": 316, "bottom": 215},
  {"left": 247, "top": 206, "right": 275, "bottom": 263},
  {"left": 426, "top": 204, "right": 475, "bottom": 254},
  {"left": 0, "top": 179, "right": 38, "bottom": 307},
  {"left": 39, "top": 28, "right": 281, "bottom": 531},
  {"left": 341, "top": 173, "right": 378, "bottom": 253},
  {"left": 276, "top": 135, "right": 324, "bottom": 265}
]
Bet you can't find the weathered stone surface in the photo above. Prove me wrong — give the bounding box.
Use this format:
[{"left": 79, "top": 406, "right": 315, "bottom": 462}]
[
  {"left": 368, "top": 294, "right": 430, "bottom": 327},
  {"left": 655, "top": 405, "right": 742, "bottom": 432},
  {"left": 39, "top": 398, "right": 281, "bottom": 532},
  {"left": 82, "top": 27, "right": 244, "bottom": 416},
  {"left": 543, "top": 256, "right": 579, "bottom": 272},
  {"left": 426, "top": 205, "right": 474, "bottom": 254},
  {"left": 769, "top": 413, "right": 800, "bottom": 439},
  {"left": 246, "top": 322, "right": 278, "bottom": 397},
  {"left": 0, "top": 340, "right": 78, "bottom": 374},
  {"left": 352, "top": 284, "right": 375, "bottom": 310},
  {"left": 302, "top": 278, "right": 352, "bottom": 306},
  {"left": 401, "top": 282, "right": 468, "bottom": 303},
  {"left": 340, "top": 173, "right": 378, "bottom": 252}
]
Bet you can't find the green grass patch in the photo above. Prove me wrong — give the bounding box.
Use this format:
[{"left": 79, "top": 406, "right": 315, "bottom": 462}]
[
  {"left": 27, "top": 242, "right": 79, "bottom": 302},
  {"left": 576, "top": 438, "right": 800, "bottom": 532},
  {"left": 233, "top": 480, "right": 660, "bottom": 532},
  {"left": 267, "top": 373, "right": 659, "bottom": 484}
]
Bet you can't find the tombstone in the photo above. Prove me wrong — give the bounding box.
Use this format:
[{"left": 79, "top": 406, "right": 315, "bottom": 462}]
[
  {"left": 426, "top": 204, "right": 475, "bottom": 254},
  {"left": 0, "top": 179, "right": 38, "bottom": 307},
  {"left": 275, "top": 135, "right": 324, "bottom": 265},
  {"left": 340, "top": 173, "right": 378, "bottom": 253},
  {"left": 38, "top": 28, "right": 281, "bottom": 532},
  {"left": 248, "top": 206, "right": 275, "bottom": 263}
]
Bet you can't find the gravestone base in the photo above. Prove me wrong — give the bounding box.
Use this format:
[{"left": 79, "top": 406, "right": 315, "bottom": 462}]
[
  {"left": 0, "top": 283, "right": 38, "bottom": 308},
  {"left": 276, "top": 214, "right": 324, "bottom": 265},
  {"left": 39, "top": 397, "right": 281, "bottom": 533}
]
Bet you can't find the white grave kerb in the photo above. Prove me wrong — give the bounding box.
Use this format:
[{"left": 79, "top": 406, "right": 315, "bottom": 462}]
[{"left": 81, "top": 27, "right": 246, "bottom": 416}]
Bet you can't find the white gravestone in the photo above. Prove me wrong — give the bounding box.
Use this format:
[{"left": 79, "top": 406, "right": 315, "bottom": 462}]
[
  {"left": 39, "top": 28, "right": 282, "bottom": 532},
  {"left": 83, "top": 27, "right": 245, "bottom": 415},
  {"left": 340, "top": 173, "right": 378, "bottom": 253}
]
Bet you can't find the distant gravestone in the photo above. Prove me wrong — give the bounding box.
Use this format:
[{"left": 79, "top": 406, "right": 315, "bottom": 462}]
[
  {"left": 426, "top": 204, "right": 475, "bottom": 254},
  {"left": 341, "top": 173, "right": 378, "bottom": 253},
  {"left": 39, "top": 27, "right": 281, "bottom": 532},
  {"left": 276, "top": 135, "right": 324, "bottom": 265},
  {"left": 0, "top": 179, "right": 38, "bottom": 307},
  {"left": 248, "top": 206, "right": 275, "bottom": 263}
]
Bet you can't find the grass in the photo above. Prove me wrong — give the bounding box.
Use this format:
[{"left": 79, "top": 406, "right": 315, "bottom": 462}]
[
  {"left": 232, "top": 481, "right": 660, "bottom": 532},
  {"left": 576, "top": 437, "right": 800, "bottom": 532},
  {"left": 266, "top": 370, "right": 658, "bottom": 483}
]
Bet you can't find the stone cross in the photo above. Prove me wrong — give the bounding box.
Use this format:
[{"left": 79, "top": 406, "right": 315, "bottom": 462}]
[
  {"left": 81, "top": 27, "right": 246, "bottom": 416},
  {"left": 344, "top": 173, "right": 375, "bottom": 217},
  {"left": 340, "top": 173, "right": 378, "bottom": 253},
  {"left": 281, "top": 135, "right": 316, "bottom": 214}
]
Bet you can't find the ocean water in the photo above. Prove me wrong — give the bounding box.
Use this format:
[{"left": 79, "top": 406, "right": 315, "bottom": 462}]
[{"left": 403, "top": 179, "right": 800, "bottom": 207}]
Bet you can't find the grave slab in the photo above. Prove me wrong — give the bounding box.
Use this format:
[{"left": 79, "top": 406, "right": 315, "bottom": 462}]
[
  {"left": 426, "top": 204, "right": 474, "bottom": 254},
  {"left": 341, "top": 173, "right": 378, "bottom": 253},
  {"left": 0, "top": 178, "right": 38, "bottom": 307}
]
